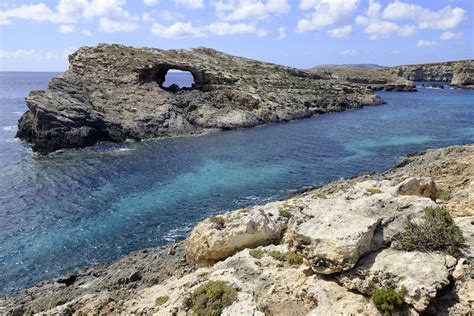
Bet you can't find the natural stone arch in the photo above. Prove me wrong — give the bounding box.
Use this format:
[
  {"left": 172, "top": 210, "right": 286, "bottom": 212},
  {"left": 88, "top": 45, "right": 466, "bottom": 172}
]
[{"left": 138, "top": 63, "right": 208, "bottom": 91}]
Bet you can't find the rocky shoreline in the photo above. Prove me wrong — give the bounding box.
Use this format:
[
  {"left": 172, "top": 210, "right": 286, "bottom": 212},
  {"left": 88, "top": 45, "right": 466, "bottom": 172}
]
[
  {"left": 387, "top": 60, "right": 474, "bottom": 89},
  {"left": 2, "top": 144, "right": 472, "bottom": 315}
]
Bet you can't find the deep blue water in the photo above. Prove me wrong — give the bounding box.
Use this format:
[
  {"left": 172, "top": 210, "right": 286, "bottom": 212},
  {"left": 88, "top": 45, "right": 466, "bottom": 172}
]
[{"left": 0, "top": 72, "right": 473, "bottom": 294}]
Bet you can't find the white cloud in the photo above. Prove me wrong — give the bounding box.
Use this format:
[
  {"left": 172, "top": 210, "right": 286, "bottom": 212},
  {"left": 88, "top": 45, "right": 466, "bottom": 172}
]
[
  {"left": 207, "top": 22, "right": 267, "bottom": 36},
  {"left": 82, "top": 29, "right": 93, "bottom": 37},
  {"left": 296, "top": 0, "right": 359, "bottom": 33},
  {"left": 0, "top": 48, "right": 74, "bottom": 60},
  {"left": 328, "top": 24, "right": 353, "bottom": 38},
  {"left": 173, "top": 0, "right": 204, "bottom": 9},
  {"left": 59, "top": 24, "right": 75, "bottom": 33},
  {"left": 150, "top": 21, "right": 268, "bottom": 38},
  {"left": 151, "top": 21, "right": 205, "bottom": 38},
  {"left": 0, "top": 0, "right": 138, "bottom": 33},
  {"left": 0, "top": 3, "right": 74, "bottom": 24},
  {"left": 382, "top": 2, "right": 466, "bottom": 30},
  {"left": 214, "top": 0, "right": 291, "bottom": 21},
  {"left": 416, "top": 40, "right": 437, "bottom": 48},
  {"left": 276, "top": 26, "right": 287, "bottom": 39},
  {"left": 144, "top": 0, "right": 160, "bottom": 6},
  {"left": 440, "top": 31, "right": 463, "bottom": 41},
  {"left": 99, "top": 18, "right": 139, "bottom": 32},
  {"left": 339, "top": 49, "right": 358, "bottom": 56},
  {"left": 355, "top": 0, "right": 417, "bottom": 40},
  {"left": 391, "top": 49, "right": 400, "bottom": 54}
]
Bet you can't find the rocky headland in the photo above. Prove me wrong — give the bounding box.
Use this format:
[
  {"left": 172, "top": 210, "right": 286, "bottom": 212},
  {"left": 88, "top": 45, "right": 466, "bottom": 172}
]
[
  {"left": 2, "top": 144, "right": 472, "bottom": 315},
  {"left": 386, "top": 60, "right": 474, "bottom": 89},
  {"left": 16, "top": 44, "right": 384, "bottom": 154},
  {"left": 309, "top": 67, "right": 417, "bottom": 92}
]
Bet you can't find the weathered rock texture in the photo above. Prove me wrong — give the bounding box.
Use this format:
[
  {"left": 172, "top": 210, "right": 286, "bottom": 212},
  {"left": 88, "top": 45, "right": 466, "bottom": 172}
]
[
  {"left": 2, "top": 145, "right": 472, "bottom": 315},
  {"left": 16, "top": 44, "right": 384, "bottom": 153},
  {"left": 386, "top": 60, "right": 474, "bottom": 88},
  {"left": 310, "top": 67, "right": 417, "bottom": 91}
]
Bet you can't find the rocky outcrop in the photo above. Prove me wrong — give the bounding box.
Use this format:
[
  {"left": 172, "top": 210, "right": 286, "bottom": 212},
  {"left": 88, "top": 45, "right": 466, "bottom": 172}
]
[
  {"left": 2, "top": 145, "right": 472, "bottom": 315},
  {"left": 16, "top": 44, "right": 384, "bottom": 154},
  {"left": 309, "top": 67, "right": 416, "bottom": 91},
  {"left": 185, "top": 203, "right": 286, "bottom": 266},
  {"left": 386, "top": 60, "right": 474, "bottom": 89}
]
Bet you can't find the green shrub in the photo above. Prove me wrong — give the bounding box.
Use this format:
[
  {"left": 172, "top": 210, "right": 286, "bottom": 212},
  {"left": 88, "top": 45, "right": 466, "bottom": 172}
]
[
  {"left": 279, "top": 207, "right": 292, "bottom": 219},
  {"left": 284, "top": 252, "right": 304, "bottom": 265},
  {"left": 191, "top": 281, "right": 238, "bottom": 316},
  {"left": 249, "top": 249, "right": 264, "bottom": 259},
  {"left": 394, "top": 207, "right": 465, "bottom": 257},
  {"left": 268, "top": 250, "right": 284, "bottom": 261},
  {"left": 367, "top": 188, "right": 383, "bottom": 194},
  {"left": 210, "top": 216, "right": 225, "bottom": 229},
  {"left": 436, "top": 191, "right": 452, "bottom": 201},
  {"left": 312, "top": 192, "right": 327, "bottom": 199},
  {"left": 155, "top": 295, "right": 169, "bottom": 306},
  {"left": 372, "top": 287, "right": 407, "bottom": 316}
]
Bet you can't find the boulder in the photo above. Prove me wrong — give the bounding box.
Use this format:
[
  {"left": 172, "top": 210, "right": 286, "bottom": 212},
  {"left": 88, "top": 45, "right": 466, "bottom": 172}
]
[
  {"left": 289, "top": 211, "right": 378, "bottom": 274},
  {"left": 186, "top": 204, "right": 286, "bottom": 266},
  {"left": 338, "top": 248, "right": 453, "bottom": 312},
  {"left": 398, "top": 177, "right": 437, "bottom": 201}
]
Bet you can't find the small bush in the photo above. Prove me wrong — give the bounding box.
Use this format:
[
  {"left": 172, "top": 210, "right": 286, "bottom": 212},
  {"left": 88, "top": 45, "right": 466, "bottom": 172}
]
[
  {"left": 284, "top": 252, "right": 304, "bottom": 265},
  {"left": 436, "top": 191, "right": 452, "bottom": 201},
  {"left": 394, "top": 207, "right": 465, "bottom": 257},
  {"left": 155, "top": 295, "right": 169, "bottom": 306},
  {"left": 372, "top": 287, "right": 407, "bottom": 316},
  {"left": 210, "top": 216, "right": 225, "bottom": 229},
  {"left": 191, "top": 281, "right": 238, "bottom": 316},
  {"left": 367, "top": 188, "right": 383, "bottom": 194},
  {"left": 249, "top": 249, "right": 264, "bottom": 259},
  {"left": 312, "top": 192, "right": 327, "bottom": 199},
  {"left": 279, "top": 207, "right": 292, "bottom": 219},
  {"left": 268, "top": 250, "right": 284, "bottom": 261}
]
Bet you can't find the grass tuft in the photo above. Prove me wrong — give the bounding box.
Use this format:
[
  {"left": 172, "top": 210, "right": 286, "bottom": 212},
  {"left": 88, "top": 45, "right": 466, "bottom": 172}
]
[
  {"left": 155, "top": 295, "right": 169, "bottom": 306},
  {"left": 249, "top": 249, "right": 264, "bottom": 259},
  {"left": 372, "top": 287, "right": 407, "bottom": 316},
  {"left": 210, "top": 216, "right": 225, "bottom": 229}
]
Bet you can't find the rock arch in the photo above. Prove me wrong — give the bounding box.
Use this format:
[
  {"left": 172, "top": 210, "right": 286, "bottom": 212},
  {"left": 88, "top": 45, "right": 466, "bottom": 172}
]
[{"left": 138, "top": 63, "right": 208, "bottom": 91}]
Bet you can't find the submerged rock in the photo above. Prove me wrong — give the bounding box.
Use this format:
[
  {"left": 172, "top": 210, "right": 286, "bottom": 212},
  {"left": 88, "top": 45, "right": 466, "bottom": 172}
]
[{"left": 16, "top": 44, "right": 384, "bottom": 153}]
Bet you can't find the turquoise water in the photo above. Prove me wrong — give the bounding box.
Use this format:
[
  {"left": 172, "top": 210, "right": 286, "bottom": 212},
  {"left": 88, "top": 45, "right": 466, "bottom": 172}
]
[{"left": 0, "top": 73, "right": 473, "bottom": 294}]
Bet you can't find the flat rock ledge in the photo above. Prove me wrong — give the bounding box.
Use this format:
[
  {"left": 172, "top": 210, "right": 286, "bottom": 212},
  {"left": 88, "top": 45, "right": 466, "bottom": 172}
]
[
  {"left": 16, "top": 44, "right": 383, "bottom": 154},
  {"left": 2, "top": 145, "right": 473, "bottom": 315}
]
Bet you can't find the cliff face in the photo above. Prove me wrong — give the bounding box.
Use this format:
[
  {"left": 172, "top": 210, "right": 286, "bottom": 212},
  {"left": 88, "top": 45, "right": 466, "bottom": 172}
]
[
  {"left": 16, "top": 44, "right": 383, "bottom": 154},
  {"left": 309, "top": 67, "right": 416, "bottom": 91},
  {"left": 386, "top": 60, "right": 474, "bottom": 88}
]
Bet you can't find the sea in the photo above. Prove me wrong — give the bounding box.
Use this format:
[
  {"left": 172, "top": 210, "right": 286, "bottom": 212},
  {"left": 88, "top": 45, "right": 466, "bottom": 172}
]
[{"left": 0, "top": 71, "right": 473, "bottom": 294}]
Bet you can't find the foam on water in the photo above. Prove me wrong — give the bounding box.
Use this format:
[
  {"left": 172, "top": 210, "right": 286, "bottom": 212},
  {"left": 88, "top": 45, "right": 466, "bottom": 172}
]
[{"left": 0, "top": 72, "right": 473, "bottom": 294}]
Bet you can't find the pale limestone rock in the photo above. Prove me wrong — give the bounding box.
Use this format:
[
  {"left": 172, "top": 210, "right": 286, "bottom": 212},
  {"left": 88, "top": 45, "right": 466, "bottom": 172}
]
[
  {"left": 287, "top": 180, "right": 435, "bottom": 274},
  {"left": 304, "top": 277, "right": 380, "bottom": 315},
  {"left": 290, "top": 210, "right": 378, "bottom": 274},
  {"left": 338, "top": 249, "right": 452, "bottom": 312},
  {"left": 186, "top": 203, "right": 287, "bottom": 265},
  {"left": 398, "top": 177, "right": 437, "bottom": 201}
]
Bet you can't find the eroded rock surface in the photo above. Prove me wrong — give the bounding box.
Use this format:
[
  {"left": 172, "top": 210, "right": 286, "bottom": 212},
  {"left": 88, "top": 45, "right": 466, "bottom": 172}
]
[
  {"left": 310, "top": 67, "right": 417, "bottom": 91},
  {"left": 386, "top": 60, "right": 474, "bottom": 89},
  {"left": 16, "top": 44, "right": 384, "bottom": 153}
]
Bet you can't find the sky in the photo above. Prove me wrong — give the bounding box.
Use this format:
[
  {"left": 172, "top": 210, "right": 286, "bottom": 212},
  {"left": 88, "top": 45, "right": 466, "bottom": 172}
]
[{"left": 0, "top": 0, "right": 472, "bottom": 71}]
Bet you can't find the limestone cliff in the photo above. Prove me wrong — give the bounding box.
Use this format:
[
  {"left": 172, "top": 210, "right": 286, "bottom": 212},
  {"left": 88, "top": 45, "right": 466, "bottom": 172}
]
[
  {"left": 386, "top": 60, "right": 474, "bottom": 88},
  {"left": 309, "top": 67, "right": 416, "bottom": 91},
  {"left": 16, "top": 44, "right": 383, "bottom": 154}
]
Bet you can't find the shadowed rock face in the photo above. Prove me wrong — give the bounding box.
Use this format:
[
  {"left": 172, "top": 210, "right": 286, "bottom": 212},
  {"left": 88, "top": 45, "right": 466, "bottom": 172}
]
[{"left": 16, "top": 44, "right": 383, "bottom": 154}]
